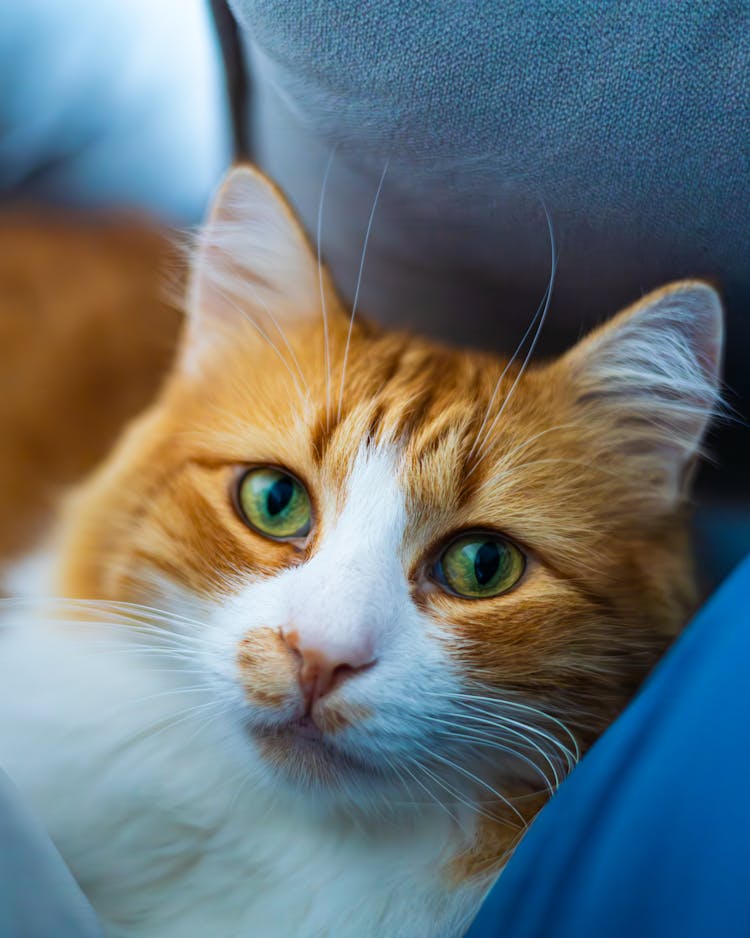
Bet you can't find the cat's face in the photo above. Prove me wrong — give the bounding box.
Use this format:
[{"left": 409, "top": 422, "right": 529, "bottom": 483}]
[{"left": 56, "top": 167, "right": 722, "bottom": 837}]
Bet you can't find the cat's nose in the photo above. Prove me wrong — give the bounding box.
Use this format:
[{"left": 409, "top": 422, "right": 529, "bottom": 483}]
[{"left": 283, "top": 630, "right": 375, "bottom": 709}]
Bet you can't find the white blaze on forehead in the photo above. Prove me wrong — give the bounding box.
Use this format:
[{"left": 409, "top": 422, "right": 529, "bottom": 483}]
[{"left": 286, "top": 444, "right": 408, "bottom": 661}]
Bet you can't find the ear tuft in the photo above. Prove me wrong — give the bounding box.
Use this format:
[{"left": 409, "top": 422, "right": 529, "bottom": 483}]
[
  {"left": 183, "top": 164, "right": 320, "bottom": 367},
  {"left": 563, "top": 281, "right": 724, "bottom": 503}
]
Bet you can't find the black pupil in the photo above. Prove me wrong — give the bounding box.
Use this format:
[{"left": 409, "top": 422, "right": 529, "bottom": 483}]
[
  {"left": 266, "top": 477, "right": 294, "bottom": 516},
  {"left": 474, "top": 541, "right": 501, "bottom": 586}
]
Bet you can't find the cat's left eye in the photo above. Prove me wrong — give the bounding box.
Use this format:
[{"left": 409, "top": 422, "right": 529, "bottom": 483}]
[
  {"left": 433, "top": 532, "right": 525, "bottom": 599},
  {"left": 235, "top": 467, "right": 312, "bottom": 540}
]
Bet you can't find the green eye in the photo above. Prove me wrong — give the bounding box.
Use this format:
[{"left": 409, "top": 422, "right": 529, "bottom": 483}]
[
  {"left": 436, "top": 533, "right": 525, "bottom": 599},
  {"left": 236, "top": 468, "right": 312, "bottom": 540}
]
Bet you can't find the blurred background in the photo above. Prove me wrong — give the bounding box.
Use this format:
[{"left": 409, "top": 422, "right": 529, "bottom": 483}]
[
  {"left": 1, "top": 0, "right": 748, "bottom": 585},
  {"left": 1, "top": 0, "right": 229, "bottom": 220}
]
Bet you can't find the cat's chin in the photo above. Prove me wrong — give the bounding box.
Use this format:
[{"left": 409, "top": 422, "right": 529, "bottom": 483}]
[{"left": 247, "top": 718, "right": 384, "bottom": 793}]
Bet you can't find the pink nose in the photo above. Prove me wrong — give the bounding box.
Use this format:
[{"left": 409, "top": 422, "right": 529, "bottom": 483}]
[{"left": 283, "top": 630, "right": 375, "bottom": 710}]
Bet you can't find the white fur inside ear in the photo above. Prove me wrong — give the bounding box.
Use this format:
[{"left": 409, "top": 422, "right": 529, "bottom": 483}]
[
  {"left": 568, "top": 282, "right": 723, "bottom": 498},
  {"left": 184, "top": 166, "right": 320, "bottom": 368}
]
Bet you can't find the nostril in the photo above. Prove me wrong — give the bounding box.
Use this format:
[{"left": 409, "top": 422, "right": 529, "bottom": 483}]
[
  {"left": 280, "top": 626, "right": 377, "bottom": 708},
  {"left": 297, "top": 653, "right": 375, "bottom": 710},
  {"left": 328, "top": 659, "right": 374, "bottom": 696},
  {"left": 284, "top": 632, "right": 303, "bottom": 668}
]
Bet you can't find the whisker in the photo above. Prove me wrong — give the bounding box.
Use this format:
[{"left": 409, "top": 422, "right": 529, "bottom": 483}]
[
  {"left": 336, "top": 159, "right": 389, "bottom": 422},
  {"left": 400, "top": 755, "right": 466, "bottom": 827},
  {"left": 24, "top": 619, "right": 211, "bottom": 654},
  {"left": 214, "top": 285, "right": 307, "bottom": 405},
  {"left": 316, "top": 146, "right": 338, "bottom": 429},
  {"left": 417, "top": 713, "right": 555, "bottom": 793},
  {"left": 475, "top": 422, "right": 578, "bottom": 485},
  {"left": 105, "top": 684, "right": 212, "bottom": 714},
  {"left": 453, "top": 715, "right": 563, "bottom": 788},
  {"left": 0, "top": 597, "right": 212, "bottom": 645},
  {"left": 468, "top": 203, "right": 557, "bottom": 472},
  {"left": 423, "top": 688, "right": 580, "bottom": 760},
  {"left": 379, "top": 751, "right": 431, "bottom": 809},
  {"left": 408, "top": 750, "right": 516, "bottom": 828},
  {"left": 467, "top": 293, "right": 548, "bottom": 466},
  {"left": 253, "top": 294, "right": 311, "bottom": 401},
  {"left": 454, "top": 706, "right": 576, "bottom": 773},
  {"left": 412, "top": 741, "right": 526, "bottom": 826},
  {"left": 125, "top": 699, "right": 228, "bottom": 749}
]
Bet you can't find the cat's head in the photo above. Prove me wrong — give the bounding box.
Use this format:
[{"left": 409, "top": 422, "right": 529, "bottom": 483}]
[{"left": 56, "top": 166, "right": 722, "bottom": 834}]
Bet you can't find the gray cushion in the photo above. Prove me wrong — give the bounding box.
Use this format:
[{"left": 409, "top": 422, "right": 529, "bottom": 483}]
[{"left": 232, "top": 1, "right": 750, "bottom": 492}]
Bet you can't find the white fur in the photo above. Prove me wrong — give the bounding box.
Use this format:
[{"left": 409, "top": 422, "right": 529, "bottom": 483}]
[{"left": 0, "top": 445, "right": 494, "bottom": 937}]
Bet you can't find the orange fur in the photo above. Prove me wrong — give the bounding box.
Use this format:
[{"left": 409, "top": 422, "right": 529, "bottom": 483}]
[
  {"left": 238, "top": 629, "right": 299, "bottom": 709},
  {"left": 0, "top": 212, "right": 181, "bottom": 564}
]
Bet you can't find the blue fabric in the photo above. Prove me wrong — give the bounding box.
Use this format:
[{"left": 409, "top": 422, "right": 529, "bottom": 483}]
[{"left": 466, "top": 555, "right": 750, "bottom": 938}]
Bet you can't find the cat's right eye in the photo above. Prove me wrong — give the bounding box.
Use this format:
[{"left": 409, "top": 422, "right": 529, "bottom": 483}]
[
  {"left": 433, "top": 532, "right": 525, "bottom": 599},
  {"left": 235, "top": 467, "right": 312, "bottom": 540}
]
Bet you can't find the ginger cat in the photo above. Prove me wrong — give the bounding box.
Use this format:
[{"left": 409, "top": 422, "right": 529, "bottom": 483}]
[{"left": 0, "top": 167, "right": 722, "bottom": 937}]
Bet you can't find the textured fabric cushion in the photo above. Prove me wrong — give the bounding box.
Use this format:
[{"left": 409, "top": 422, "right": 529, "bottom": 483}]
[{"left": 231, "top": 0, "right": 749, "bottom": 481}]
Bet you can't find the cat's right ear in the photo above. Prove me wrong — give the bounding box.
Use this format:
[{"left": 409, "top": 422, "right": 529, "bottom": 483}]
[{"left": 182, "top": 164, "right": 325, "bottom": 370}]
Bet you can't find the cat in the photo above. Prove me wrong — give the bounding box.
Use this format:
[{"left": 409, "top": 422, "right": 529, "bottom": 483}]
[{"left": 0, "top": 165, "right": 723, "bottom": 937}]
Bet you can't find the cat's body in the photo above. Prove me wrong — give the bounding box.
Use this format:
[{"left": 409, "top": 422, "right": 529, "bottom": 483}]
[{"left": 0, "top": 167, "right": 723, "bottom": 937}]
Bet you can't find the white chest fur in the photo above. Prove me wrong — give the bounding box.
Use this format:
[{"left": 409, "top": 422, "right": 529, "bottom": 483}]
[{"left": 0, "top": 610, "right": 489, "bottom": 937}]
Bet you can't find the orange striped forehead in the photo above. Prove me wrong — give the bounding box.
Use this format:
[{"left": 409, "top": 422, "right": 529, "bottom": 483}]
[{"left": 155, "top": 306, "right": 652, "bottom": 595}]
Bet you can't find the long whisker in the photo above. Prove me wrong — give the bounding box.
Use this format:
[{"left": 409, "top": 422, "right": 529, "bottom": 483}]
[
  {"left": 413, "top": 741, "right": 527, "bottom": 825},
  {"left": 105, "top": 684, "right": 211, "bottom": 713},
  {"left": 473, "top": 422, "right": 577, "bottom": 487},
  {"left": 336, "top": 159, "right": 389, "bottom": 422},
  {"left": 421, "top": 693, "right": 579, "bottom": 789},
  {"left": 448, "top": 711, "right": 566, "bottom": 787},
  {"left": 379, "top": 753, "right": 433, "bottom": 810},
  {"left": 467, "top": 291, "right": 549, "bottom": 465},
  {"left": 417, "top": 713, "right": 556, "bottom": 793},
  {"left": 214, "top": 285, "right": 307, "bottom": 405},
  {"left": 253, "top": 294, "right": 311, "bottom": 400},
  {"left": 467, "top": 203, "right": 557, "bottom": 473},
  {"left": 0, "top": 595, "right": 209, "bottom": 628},
  {"left": 422, "top": 688, "right": 580, "bottom": 759},
  {"left": 317, "top": 146, "right": 338, "bottom": 429},
  {"left": 1, "top": 619, "right": 209, "bottom": 655},
  {"left": 400, "top": 755, "right": 469, "bottom": 827},
  {"left": 124, "top": 699, "right": 228, "bottom": 749}
]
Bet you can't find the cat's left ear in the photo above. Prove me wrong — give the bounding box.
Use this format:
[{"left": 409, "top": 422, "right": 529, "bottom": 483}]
[
  {"left": 183, "top": 164, "right": 324, "bottom": 367},
  {"left": 558, "top": 281, "right": 723, "bottom": 505}
]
